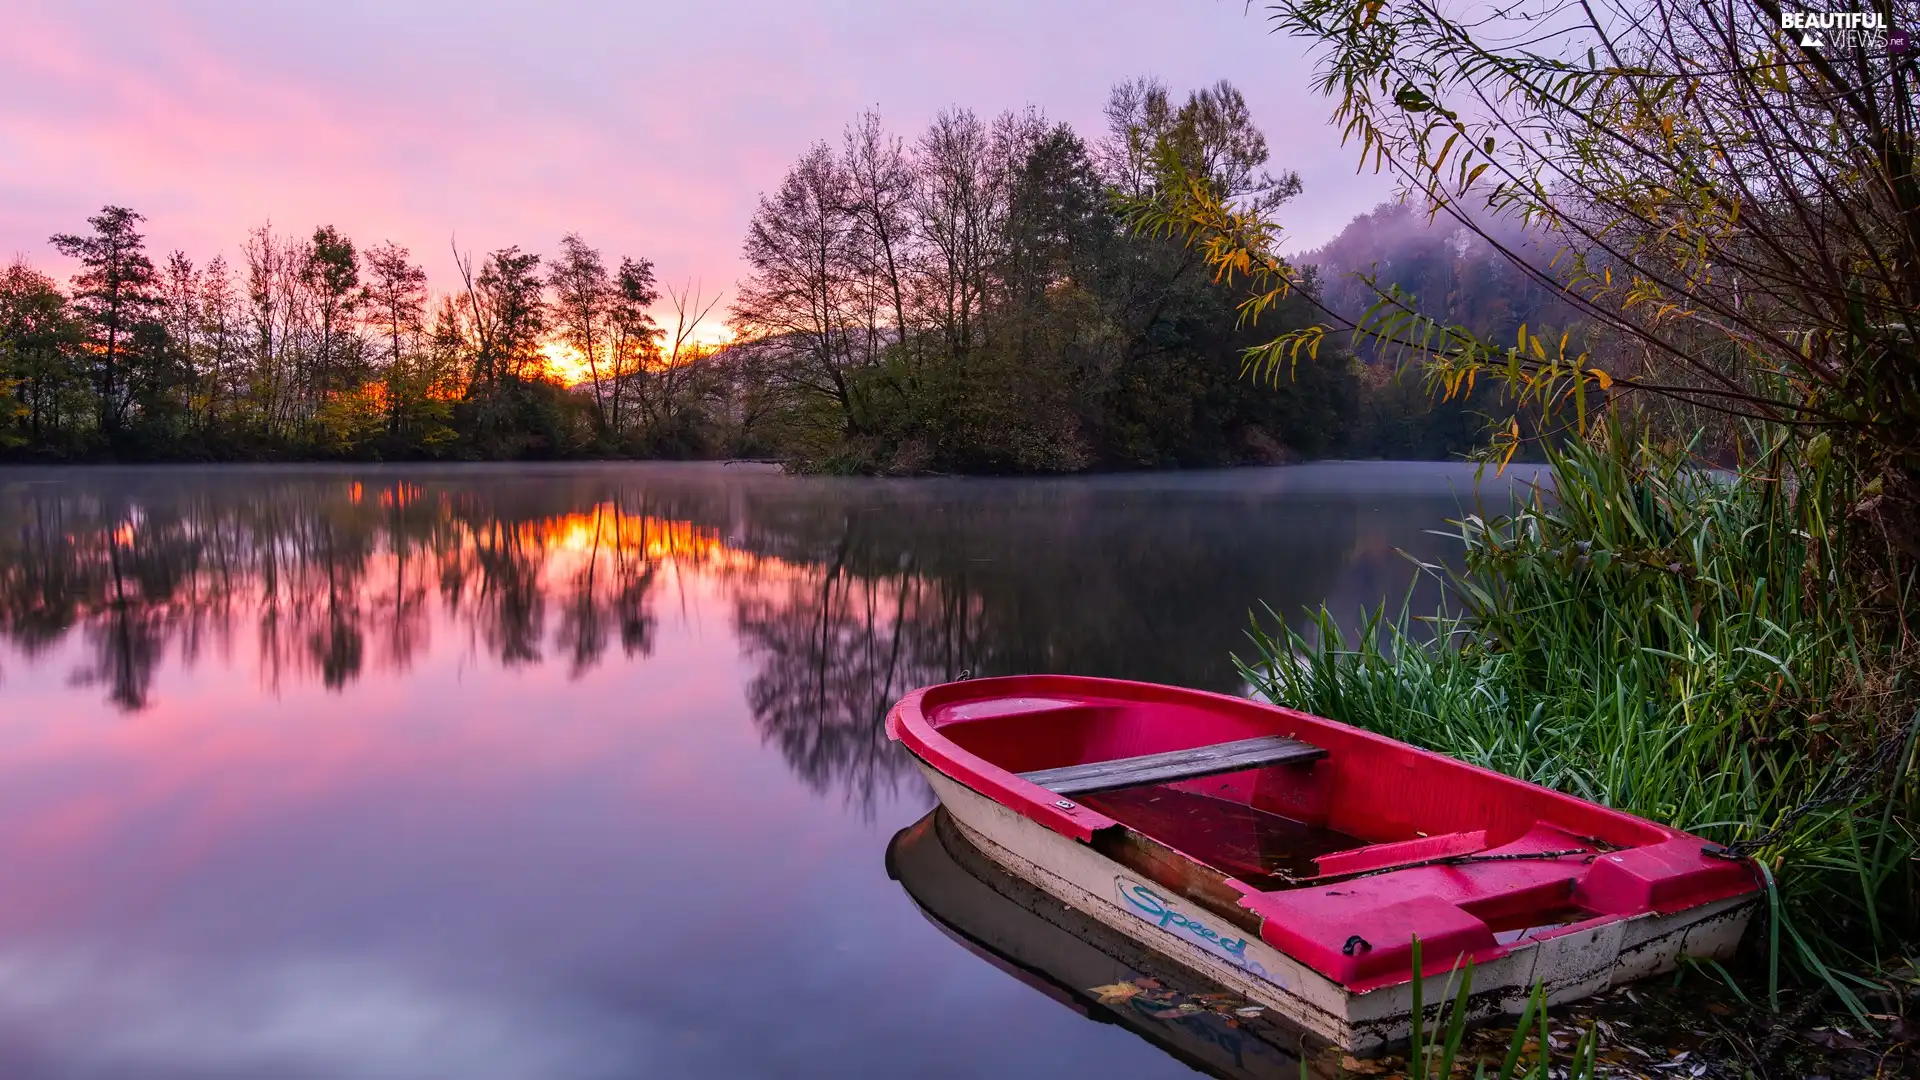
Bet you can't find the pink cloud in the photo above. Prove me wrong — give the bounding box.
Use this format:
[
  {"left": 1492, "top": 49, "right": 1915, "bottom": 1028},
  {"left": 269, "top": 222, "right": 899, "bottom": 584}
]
[{"left": 1, "top": 0, "right": 1392, "bottom": 305}]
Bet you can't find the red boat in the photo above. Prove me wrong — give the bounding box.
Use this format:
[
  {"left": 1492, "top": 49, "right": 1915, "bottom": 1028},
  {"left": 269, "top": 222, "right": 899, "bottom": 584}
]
[{"left": 886, "top": 675, "right": 1763, "bottom": 1052}]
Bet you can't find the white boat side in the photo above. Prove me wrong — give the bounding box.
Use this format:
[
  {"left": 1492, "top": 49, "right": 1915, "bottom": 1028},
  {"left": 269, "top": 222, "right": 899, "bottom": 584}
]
[{"left": 914, "top": 760, "right": 1758, "bottom": 1052}]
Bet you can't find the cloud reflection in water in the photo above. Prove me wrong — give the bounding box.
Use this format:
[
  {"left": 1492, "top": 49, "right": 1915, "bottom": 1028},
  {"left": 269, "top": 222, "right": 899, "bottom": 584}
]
[{"left": 0, "top": 462, "right": 1499, "bottom": 1079}]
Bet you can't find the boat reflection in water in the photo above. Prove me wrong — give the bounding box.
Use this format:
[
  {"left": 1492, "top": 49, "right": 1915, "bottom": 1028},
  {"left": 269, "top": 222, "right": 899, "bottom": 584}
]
[{"left": 888, "top": 809, "right": 1338, "bottom": 1080}]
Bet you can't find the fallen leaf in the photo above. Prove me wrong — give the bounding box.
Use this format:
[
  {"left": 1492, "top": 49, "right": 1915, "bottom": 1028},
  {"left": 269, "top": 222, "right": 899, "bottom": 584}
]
[
  {"left": 1338, "top": 1055, "right": 1388, "bottom": 1075},
  {"left": 1804, "top": 1028, "right": 1865, "bottom": 1050},
  {"left": 1087, "top": 982, "right": 1142, "bottom": 1005}
]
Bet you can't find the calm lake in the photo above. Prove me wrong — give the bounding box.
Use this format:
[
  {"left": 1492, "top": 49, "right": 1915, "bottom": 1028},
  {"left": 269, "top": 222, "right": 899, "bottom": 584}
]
[{"left": 0, "top": 461, "right": 1520, "bottom": 1079}]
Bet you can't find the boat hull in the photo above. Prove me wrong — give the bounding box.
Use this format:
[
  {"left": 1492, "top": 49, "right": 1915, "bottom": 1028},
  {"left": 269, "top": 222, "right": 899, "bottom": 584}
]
[
  {"left": 889, "top": 808, "right": 1327, "bottom": 1079},
  {"left": 913, "top": 757, "right": 1757, "bottom": 1052}
]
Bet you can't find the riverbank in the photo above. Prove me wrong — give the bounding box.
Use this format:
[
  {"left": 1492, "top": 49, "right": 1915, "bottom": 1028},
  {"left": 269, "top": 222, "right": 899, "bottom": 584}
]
[
  {"left": 1302, "top": 970, "right": 1918, "bottom": 1078},
  {"left": 1244, "top": 432, "right": 1918, "bottom": 1039}
]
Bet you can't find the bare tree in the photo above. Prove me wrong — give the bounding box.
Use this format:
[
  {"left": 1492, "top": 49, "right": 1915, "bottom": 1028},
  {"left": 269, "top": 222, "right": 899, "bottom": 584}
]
[
  {"left": 243, "top": 225, "right": 311, "bottom": 437},
  {"left": 646, "top": 280, "right": 723, "bottom": 436},
  {"left": 1096, "top": 76, "right": 1176, "bottom": 198},
  {"left": 159, "top": 252, "right": 199, "bottom": 376},
  {"left": 843, "top": 111, "right": 918, "bottom": 374},
  {"left": 732, "top": 142, "right": 867, "bottom": 434},
  {"left": 197, "top": 254, "right": 240, "bottom": 432},
  {"left": 912, "top": 108, "right": 1004, "bottom": 358}
]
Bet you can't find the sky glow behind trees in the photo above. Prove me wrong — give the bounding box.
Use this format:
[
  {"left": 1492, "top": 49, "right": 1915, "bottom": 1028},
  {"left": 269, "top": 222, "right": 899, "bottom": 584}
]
[{"left": 0, "top": 0, "right": 1392, "bottom": 310}]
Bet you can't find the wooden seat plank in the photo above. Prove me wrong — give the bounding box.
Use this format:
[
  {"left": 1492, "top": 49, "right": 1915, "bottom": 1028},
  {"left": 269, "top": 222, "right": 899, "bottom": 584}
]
[{"left": 1018, "top": 735, "right": 1326, "bottom": 797}]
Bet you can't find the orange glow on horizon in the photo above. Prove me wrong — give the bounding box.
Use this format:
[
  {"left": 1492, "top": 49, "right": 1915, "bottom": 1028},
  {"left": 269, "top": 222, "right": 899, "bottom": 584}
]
[
  {"left": 531, "top": 503, "right": 776, "bottom": 575},
  {"left": 539, "top": 342, "right": 594, "bottom": 386},
  {"left": 537, "top": 322, "right": 733, "bottom": 388}
]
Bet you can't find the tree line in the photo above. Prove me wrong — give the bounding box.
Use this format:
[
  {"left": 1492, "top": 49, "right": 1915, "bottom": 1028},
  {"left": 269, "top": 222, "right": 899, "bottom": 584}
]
[
  {"left": 0, "top": 209, "right": 747, "bottom": 460},
  {"left": 727, "top": 79, "right": 1354, "bottom": 472},
  {"left": 2, "top": 77, "right": 1544, "bottom": 470}
]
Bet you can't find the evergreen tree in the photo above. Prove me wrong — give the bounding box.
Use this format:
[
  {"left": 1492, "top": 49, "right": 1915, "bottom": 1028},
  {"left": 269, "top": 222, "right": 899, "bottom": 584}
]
[{"left": 49, "top": 206, "right": 162, "bottom": 440}]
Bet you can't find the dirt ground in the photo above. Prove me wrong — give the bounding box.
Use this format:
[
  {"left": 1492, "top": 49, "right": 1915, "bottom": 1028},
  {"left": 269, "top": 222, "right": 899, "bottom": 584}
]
[{"left": 1306, "top": 962, "right": 1918, "bottom": 1079}]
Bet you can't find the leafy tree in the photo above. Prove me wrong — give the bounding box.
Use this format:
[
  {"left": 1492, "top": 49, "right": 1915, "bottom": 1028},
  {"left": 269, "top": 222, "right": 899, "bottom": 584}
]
[
  {"left": 455, "top": 245, "right": 574, "bottom": 457},
  {"left": 608, "top": 256, "right": 662, "bottom": 436},
  {"left": 550, "top": 233, "right": 614, "bottom": 437},
  {"left": 729, "top": 83, "right": 1356, "bottom": 474},
  {"left": 0, "top": 260, "right": 83, "bottom": 448},
  {"left": 1145, "top": 0, "right": 1920, "bottom": 553},
  {"left": 123, "top": 315, "right": 194, "bottom": 448},
  {"left": 363, "top": 240, "right": 429, "bottom": 443},
  {"left": 49, "top": 206, "right": 162, "bottom": 439},
  {"left": 1108, "top": 78, "right": 1300, "bottom": 214},
  {"left": 466, "top": 245, "right": 546, "bottom": 388},
  {"left": 303, "top": 225, "right": 364, "bottom": 400}
]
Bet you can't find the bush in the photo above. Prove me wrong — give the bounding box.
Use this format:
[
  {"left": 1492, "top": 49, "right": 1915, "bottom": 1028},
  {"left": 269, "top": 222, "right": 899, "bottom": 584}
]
[{"left": 1241, "top": 428, "right": 1918, "bottom": 1008}]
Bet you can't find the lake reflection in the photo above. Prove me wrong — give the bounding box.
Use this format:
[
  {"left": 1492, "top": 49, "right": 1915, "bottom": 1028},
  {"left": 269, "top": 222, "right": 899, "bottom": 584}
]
[{"left": 0, "top": 462, "right": 1504, "bottom": 1079}]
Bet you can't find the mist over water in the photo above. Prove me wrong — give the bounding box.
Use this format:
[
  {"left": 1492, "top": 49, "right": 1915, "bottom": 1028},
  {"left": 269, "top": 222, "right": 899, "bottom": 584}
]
[{"left": 0, "top": 461, "right": 1516, "bottom": 1079}]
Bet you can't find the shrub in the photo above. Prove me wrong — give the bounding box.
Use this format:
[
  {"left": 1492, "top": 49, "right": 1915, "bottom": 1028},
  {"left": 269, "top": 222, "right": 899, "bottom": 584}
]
[{"left": 1242, "top": 429, "right": 1918, "bottom": 1010}]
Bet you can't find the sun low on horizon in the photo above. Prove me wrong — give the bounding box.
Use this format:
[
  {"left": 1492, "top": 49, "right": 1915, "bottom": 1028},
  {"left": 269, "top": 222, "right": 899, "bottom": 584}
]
[{"left": 537, "top": 323, "right": 735, "bottom": 386}]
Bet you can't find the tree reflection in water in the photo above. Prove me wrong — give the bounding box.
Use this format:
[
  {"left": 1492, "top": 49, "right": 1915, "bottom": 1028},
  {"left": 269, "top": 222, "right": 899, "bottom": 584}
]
[
  {"left": 0, "top": 474, "right": 702, "bottom": 710},
  {"left": 735, "top": 538, "right": 979, "bottom": 817},
  {"left": 0, "top": 464, "right": 1478, "bottom": 812}
]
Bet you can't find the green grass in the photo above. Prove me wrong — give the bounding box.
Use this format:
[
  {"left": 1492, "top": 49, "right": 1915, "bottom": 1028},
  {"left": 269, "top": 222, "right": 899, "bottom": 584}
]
[{"left": 1242, "top": 429, "right": 1918, "bottom": 1017}]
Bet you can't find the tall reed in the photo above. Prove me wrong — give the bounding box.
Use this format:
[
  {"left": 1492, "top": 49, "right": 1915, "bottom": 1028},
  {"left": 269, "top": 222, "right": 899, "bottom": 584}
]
[{"left": 1243, "top": 429, "right": 1918, "bottom": 1010}]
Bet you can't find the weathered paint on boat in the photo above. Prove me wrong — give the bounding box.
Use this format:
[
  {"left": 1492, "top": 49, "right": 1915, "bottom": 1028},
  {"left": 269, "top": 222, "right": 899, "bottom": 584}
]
[
  {"left": 887, "top": 809, "right": 1328, "bottom": 1079},
  {"left": 886, "top": 675, "right": 1763, "bottom": 1052}
]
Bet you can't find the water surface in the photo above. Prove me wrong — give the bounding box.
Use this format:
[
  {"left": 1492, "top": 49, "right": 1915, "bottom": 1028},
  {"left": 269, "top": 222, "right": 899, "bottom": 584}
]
[{"left": 0, "top": 461, "right": 1515, "bottom": 1079}]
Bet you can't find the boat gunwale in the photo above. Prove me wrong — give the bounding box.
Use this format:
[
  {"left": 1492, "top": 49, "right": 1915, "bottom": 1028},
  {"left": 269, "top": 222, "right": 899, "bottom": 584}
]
[
  {"left": 886, "top": 674, "right": 1690, "bottom": 852},
  {"left": 887, "top": 674, "right": 1766, "bottom": 993}
]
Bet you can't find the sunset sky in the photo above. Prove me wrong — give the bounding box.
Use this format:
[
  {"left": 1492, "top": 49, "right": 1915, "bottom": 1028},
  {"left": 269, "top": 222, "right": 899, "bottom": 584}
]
[{"left": 2, "top": 0, "right": 1394, "bottom": 334}]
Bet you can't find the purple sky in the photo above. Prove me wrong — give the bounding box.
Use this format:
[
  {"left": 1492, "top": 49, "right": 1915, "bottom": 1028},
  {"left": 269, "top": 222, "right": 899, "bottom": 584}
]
[{"left": 3, "top": 0, "right": 1393, "bottom": 333}]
